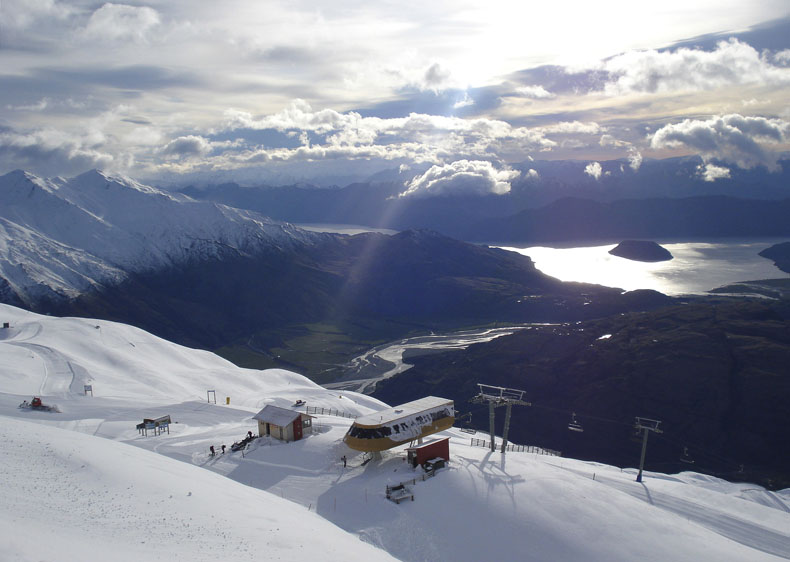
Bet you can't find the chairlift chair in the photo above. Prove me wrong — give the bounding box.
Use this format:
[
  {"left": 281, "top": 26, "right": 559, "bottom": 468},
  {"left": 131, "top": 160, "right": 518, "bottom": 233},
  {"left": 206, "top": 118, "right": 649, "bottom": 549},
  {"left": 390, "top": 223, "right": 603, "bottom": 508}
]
[
  {"left": 680, "top": 446, "right": 695, "bottom": 464},
  {"left": 568, "top": 412, "right": 584, "bottom": 433},
  {"left": 457, "top": 412, "right": 476, "bottom": 434}
]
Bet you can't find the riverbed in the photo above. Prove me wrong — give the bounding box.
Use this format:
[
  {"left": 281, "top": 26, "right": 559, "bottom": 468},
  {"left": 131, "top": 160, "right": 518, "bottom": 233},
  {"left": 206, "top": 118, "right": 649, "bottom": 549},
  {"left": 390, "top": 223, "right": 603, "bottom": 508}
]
[{"left": 323, "top": 326, "right": 535, "bottom": 394}]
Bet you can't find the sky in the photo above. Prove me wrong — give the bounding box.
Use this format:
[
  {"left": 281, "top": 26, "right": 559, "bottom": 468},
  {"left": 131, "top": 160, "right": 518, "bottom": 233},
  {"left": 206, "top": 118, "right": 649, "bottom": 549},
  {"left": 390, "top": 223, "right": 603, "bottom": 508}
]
[{"left": 2, "top": 1, "right": 790, "bottom": 191}]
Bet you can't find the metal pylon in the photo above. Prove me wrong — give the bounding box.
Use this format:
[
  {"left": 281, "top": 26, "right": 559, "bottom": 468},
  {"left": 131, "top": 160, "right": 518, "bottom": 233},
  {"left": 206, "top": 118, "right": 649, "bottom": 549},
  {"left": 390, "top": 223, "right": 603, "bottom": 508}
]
[
  {"left": 634, "top": 417, "right": 662, "bottom": 482},
  {"left": 470, "top": 384, "right": 531, "bottom": 453}
]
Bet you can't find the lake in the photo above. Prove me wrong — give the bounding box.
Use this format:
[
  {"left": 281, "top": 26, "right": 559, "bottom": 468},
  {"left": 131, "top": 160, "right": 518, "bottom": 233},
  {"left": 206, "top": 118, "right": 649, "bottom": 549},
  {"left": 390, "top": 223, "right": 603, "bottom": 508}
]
[
  {"left": 499, "top": 239, "right": 790, "bottom": 295},
  {"left": 296, "top": 224, "right": 789, "bottom": 296}
]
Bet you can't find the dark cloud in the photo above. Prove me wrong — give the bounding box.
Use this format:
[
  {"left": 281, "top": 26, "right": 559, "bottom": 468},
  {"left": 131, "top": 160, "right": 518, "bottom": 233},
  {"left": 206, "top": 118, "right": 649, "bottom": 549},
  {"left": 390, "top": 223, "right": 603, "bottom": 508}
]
[
  {"left": 668, "top": 15, "right": 790, "bottom": 52},
  {"left": 255, "top": 45, "right": 322, "bottom": 64},
  {"left": 161, "top": 136, "right": 212, "bottom": 158},
  {"left": 355, "top": 86, "right": 503, "bottom": 119},
  {"left": 0, "top": 128, "right": 117, "bottom": 177},
  {"left": 122, "top": 118, "right": 153, "bottom": 125},
  {"left": 507, "top": 65, "right": 612, "bottom": 96},
  {"left": 35, "top": 65, "right": 205, "bottom": 91}
]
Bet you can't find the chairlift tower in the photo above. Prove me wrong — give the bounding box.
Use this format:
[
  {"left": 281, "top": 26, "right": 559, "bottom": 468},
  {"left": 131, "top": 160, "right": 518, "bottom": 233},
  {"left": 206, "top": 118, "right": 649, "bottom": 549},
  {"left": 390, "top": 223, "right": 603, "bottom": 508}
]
[
  {"left": 470, "top": 384, "right": 531, "bottom": 453},
  {"left": 634, "top": 417, "right": 662, "bottom": 483}
]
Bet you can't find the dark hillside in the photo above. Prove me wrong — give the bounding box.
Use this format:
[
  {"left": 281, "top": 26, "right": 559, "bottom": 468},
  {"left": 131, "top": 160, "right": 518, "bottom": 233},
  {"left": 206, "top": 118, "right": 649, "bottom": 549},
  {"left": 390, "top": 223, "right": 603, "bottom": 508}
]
[
  {"left": 43, "top": 231, "right": 670, "bottom": 379},
  {"left": 373, "top": 301, "right": 790, "bottom": 489}
]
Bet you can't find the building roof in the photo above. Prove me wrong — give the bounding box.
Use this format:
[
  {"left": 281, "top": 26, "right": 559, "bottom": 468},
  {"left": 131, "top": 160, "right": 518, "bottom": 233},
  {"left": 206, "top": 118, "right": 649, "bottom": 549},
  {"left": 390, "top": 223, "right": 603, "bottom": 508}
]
[
  {"left": 354, "top": 396, "right": 453, "bottom": 427},
  {"left": 406, "top": 436, "right": 450, "bottom": 450},
  {"left": 253, "top": 404, "right": 309, "bottom": 426}
]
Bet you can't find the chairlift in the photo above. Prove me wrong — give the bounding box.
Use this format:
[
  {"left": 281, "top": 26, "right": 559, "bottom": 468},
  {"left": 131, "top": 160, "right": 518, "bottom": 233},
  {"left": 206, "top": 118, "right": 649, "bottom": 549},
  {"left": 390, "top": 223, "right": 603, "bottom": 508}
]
[
  {"left": 457, "top": 412, "right": 476, "bottom": 434},
  {"left": 680, "top": 446, "right": 695, "bottom": 464},
  {"left": 567, "top": 412, "right": 584, "bottom": 433}
]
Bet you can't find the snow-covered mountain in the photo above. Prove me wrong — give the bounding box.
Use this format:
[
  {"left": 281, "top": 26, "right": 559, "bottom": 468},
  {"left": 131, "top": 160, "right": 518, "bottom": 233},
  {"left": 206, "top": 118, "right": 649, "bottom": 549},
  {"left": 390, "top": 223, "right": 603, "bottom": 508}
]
[
  {"left": 0, "top": 169, "right": 315, "bottom": 304},
  {"left": 1, "top": 303, "right": 788, "bottom": 562}
]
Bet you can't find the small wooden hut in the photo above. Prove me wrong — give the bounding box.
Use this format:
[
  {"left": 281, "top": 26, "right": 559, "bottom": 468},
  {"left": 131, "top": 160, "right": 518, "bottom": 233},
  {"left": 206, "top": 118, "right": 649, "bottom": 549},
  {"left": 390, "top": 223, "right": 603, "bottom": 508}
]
[{"left": 253, "top": 405, "right": 314, "bottom": 442}]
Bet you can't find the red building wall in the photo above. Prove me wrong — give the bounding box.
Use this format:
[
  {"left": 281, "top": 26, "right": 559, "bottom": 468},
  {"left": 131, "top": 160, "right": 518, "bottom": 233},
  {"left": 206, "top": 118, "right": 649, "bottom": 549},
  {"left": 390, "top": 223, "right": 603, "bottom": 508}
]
[{"left": 410, "top": 437, "right": 450, "bottom": 466}]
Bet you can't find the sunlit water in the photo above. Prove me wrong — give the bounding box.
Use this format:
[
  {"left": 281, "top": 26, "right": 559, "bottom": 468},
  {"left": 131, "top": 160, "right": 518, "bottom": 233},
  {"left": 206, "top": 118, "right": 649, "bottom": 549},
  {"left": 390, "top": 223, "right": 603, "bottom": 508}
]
[{"left": 500, "top": 239, "right": 790, "bottom": 295}]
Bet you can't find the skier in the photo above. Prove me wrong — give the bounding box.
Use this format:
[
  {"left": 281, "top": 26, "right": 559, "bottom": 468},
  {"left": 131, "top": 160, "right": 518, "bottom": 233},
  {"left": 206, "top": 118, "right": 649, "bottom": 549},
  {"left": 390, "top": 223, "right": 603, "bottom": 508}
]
[
  {"left": 221, "top": 444, "right": 226, "bottom": 454},
  {"left": 210, "top": 445, "right": 215, "bottom": 456},
  {"left": 342, "top": 455, "right": 347, "bottom": 468},
  {"left": 247, "top": 430, "right": 253, "bottom": 440}
]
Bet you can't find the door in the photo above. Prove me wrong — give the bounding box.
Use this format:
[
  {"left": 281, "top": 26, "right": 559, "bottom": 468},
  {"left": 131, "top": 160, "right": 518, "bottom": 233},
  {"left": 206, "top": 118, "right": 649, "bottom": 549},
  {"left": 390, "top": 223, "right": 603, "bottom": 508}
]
[{"left": 293, "top": 415, "right": 303, "bottom": 441}]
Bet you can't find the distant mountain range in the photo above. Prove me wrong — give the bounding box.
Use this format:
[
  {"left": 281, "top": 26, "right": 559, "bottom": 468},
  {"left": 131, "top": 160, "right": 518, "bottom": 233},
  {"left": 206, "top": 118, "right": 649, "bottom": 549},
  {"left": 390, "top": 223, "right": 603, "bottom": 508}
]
[
  {"left": 458, "top": 196, "right": 790, "bottom": 243},
  {"left": 0, "top": 169, "right": 670, "bottom": 379},
  {"left": 178, "top": 156, "right": 790, "bottom": 243},
  {"left": 0, "top": 169, "right": 313, "bottom": 306}
]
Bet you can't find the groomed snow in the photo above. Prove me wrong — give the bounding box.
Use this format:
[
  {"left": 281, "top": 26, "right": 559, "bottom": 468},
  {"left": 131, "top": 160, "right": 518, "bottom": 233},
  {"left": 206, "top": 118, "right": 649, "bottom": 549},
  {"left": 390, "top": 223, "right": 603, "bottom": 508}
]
[{"left": 1, "top": 303, "right": 788, "bottom": 562}]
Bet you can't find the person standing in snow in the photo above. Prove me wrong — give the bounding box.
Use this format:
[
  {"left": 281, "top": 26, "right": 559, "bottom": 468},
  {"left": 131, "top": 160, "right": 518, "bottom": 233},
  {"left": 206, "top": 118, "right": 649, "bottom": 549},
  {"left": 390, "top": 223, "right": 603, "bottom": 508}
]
[
  {"left": 221, "top": 444, "right": 226, "bottom": 454},
  {"left": 210, "top": 445, "right": 215, "bottom": 456},
  {"left": 342, "top": 455, "right": 347, "bottom": 468}
]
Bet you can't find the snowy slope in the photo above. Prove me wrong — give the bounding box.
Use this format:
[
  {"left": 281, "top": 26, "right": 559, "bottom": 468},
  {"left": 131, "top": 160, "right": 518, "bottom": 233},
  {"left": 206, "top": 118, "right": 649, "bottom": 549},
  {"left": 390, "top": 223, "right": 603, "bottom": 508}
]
[
  {"left": 1, "top": 416, "right": 397, "bottom": 562},
  {"left": 1, "top": 303, "right": 788, "bottom": 562},
  {"left": 0, "top": 169, "right": 316, "bottom": 303}
]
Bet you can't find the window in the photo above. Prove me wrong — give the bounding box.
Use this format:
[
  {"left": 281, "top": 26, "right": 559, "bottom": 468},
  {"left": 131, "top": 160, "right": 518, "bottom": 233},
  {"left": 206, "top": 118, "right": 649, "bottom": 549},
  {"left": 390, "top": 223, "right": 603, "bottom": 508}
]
[
  {"left": 303, "top": 418, "right": 312, "bottom": 428},
  {"left": 347, "top": 425, "right": 392, "bottom": 439}
]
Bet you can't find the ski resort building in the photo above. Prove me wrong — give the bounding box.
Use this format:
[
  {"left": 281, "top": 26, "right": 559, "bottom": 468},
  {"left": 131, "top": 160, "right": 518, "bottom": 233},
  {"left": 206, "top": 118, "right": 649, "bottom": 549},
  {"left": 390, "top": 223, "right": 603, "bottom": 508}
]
[
  {"left": 253, "top": 405, "right": 314, "bottom": 442},
  {"left": 344, "top": 396, "right": 455, "bottom": 452}
]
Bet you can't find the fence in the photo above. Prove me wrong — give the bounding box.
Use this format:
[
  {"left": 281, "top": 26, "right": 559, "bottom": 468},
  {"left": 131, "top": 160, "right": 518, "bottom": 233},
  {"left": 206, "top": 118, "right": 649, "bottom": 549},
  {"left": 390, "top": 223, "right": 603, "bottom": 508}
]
[
  {"left": 470, "top": 438, "right": 561, "bottom": 457},
  {"left": 394, "top": 469, "right": 437, "bottom": 488},
  {"left": 305, "top": 405, "right": 358, "bottom": 419}
]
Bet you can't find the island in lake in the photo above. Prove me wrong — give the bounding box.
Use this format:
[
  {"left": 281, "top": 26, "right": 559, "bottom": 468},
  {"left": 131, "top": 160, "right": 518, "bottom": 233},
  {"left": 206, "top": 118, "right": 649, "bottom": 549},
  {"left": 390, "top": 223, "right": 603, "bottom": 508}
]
[{"left": 608, "top": 240, "right": 673, "bottom": 262}]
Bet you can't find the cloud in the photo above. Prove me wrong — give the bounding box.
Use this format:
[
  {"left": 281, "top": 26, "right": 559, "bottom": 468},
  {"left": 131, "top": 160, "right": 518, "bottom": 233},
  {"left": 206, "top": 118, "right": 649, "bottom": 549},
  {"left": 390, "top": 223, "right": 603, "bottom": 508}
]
[
  {"left": 0, "top": 127, "right": 122, "bottom": 177},
  {"left": 774, "top": 49, "right": 790, "bottom": 66},
  {"left": 525, "top": 168, "right": 539, "bottom": 180},
  {"left": 698, "top": 163, "right": 731, "bottom": 181},
  {"left": 599, "top": 134, "right": 628, "bottom": 148},
  {"left": 6, "top": 98, "right": 49, "bottom": 112},
  {"left": 600, "top": 39, "right": 790, "bottom": 95},
  {"left": 516, "top": 85, "right": 555, "bottom": 99},
  {"left": 220, "top": 100, "right": 559, "bottom": 167},
  {"left": 453, "top": 93, "right": 474, "bottom": 109},
  {"left": 627, "top": 148, "right": 643, "bottom": 171},
  {"left": 584, "top": 161, "right": 602, "bottom": 180},
  {"left": 650, "top": 113, "right": 790, "bottom": 170},
  {"left": 83, "top": 3, "right": 161, "bottom": 44},
  {"left": 423, "top": 63, "right": 452, "bottom": 91},
  {"left": 160, "top": 135, "right": 212, "bottom": 158},
  {"left": 2, "top": 0, "right": 74, "bottom": 31},
  {"left": 541, "top": 121, "right": 602, "bottom": 135},
  {"left": 399, "top": 160, "right": 519, "bottom": 198}
]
